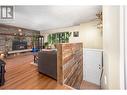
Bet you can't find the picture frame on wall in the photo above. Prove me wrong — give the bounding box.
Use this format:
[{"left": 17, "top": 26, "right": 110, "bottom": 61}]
[{"left": 73, "top": 31, "right": 79, "bottom": 37}]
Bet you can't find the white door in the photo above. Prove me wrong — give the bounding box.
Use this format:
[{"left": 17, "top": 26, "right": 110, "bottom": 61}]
[{"left": 83, "top": 49, "right": 103, "bottom": 85}]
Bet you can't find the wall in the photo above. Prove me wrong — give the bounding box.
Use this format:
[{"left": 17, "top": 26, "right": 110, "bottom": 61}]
[
  {"left": 0, "top": 24, "right": 40, "bottom": 51},
  {"left": 102, "top": 6, "right": 120, "bottom": 89},
  {"left": 119, "top": 6, "right": 125, "bottom": 90},
  {"left": 41, "top": 20, "right": 102, "bottom": 49},
  {"left": 56, "top": 43, "right": 83, "bottom": 89},
  {"left": 124, "top": 6, "right": 127, "bottom": 89}
]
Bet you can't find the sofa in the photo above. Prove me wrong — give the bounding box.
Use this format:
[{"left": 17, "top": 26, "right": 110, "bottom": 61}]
[
  {"left": 38, "top": 49, "right": 57, "bottom": 80},
  {"left": 0, "top": 59, "right": 6, "bottom": 86}
]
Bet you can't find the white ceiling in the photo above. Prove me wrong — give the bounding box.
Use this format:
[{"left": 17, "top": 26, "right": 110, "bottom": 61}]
[{"left": 0, "top": 6, "right": 102, "bottom": 31}]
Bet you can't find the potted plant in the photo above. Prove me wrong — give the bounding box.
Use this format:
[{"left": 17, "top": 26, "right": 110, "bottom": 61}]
[{"left": 44, "top": 42, "right": 49, "bottom": 49}]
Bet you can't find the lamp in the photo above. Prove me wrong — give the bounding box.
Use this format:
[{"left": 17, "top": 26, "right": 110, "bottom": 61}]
[
  {"left": 0, "top": 53, "right": 5, "bottom": 59},
  {"left": 18, "top": 28, "right": 22, "bottom": 32}
]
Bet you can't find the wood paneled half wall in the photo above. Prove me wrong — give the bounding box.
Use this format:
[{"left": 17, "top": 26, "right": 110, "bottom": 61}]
[{"left": 56, "top": 43, "right": 83, "bottom": 89}]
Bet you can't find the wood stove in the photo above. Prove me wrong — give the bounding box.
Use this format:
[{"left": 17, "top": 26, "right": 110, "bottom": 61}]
[{"left": 12, "top": 40, "right": 27, "bottom": 50}]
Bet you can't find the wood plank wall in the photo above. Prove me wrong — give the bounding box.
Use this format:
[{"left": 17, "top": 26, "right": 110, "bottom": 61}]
[
  {"left": 0, "top": 24, "right": 40, "bottom": 51},
  {"left": 57, "top": 43, "right": 83, "bottom": 89}
]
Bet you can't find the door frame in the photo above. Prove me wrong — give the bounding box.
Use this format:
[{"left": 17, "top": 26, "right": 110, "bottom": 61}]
[
  {"left": 120, "top": 6, "right": 127, "bottom": 90},
  {"left": 124, "top": 6, "right": 127, "bottom": 89}
]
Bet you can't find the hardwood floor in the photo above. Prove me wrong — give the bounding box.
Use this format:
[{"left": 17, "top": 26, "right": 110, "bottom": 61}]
[
  {"left": 0, "top": 52, "right": 69, "bottom": 89},
  {"left": 80, "top": 80, "right": 100, "bottom": 90},
  {"left": 0, "top": 52, "right": 100, "bottom": 90}
]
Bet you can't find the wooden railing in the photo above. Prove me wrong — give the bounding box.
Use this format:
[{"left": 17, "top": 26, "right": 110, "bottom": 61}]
[{"left": 56, "top": 43, "right": 83, "bottom": 89}]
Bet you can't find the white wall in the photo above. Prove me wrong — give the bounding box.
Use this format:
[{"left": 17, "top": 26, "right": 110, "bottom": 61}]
[
  {"left": 120, "top": 6, "right": 125, "bottom": 90},
  {"left": 79, "top": 21, "right": 103, "bottom": 49},
  {"left": 102, "top": 6, "right": 120, "bottom": 89},
  {"left": 41, "top": 20, "right": 103, "bottom": 49},
  {"left": 125, "top": 6, "right": 127, "bottom": 89}
]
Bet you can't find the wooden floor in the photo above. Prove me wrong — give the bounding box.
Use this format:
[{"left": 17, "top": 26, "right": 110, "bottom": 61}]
[
  {"left": 0, "top": 52, "right": 100, "bottom": 90},
  {"left": 80, "top": 81, "right": 100, "bottom": 90},
  {"left": 0, "top": 53, "right": 69, "bottom": 90}
]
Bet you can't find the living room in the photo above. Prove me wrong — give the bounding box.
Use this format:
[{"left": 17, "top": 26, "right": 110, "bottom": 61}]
[{"left": 0, "top": 5, "right": 123, "bottom": 90}]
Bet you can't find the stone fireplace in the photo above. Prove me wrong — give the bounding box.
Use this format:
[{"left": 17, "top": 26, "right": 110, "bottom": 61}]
[{"left": 0, "top": 24, "right": 40, "bottom": 51}]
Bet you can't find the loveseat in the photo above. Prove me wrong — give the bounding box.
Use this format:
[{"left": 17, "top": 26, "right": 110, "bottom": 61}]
[{"left": 38, "top": 49, "right": 57, "bottom": 80}]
